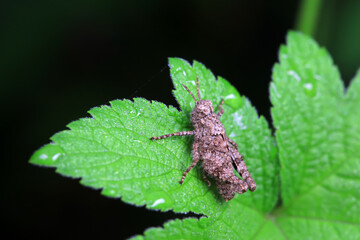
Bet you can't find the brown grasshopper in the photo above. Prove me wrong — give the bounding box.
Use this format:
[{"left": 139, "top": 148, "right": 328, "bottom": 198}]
[{"left": 150, "top": 77, "right": 256, "bottom": 201}]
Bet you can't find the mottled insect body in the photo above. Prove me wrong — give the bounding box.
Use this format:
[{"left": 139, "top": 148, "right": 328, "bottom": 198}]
[{"left": 151, "top": 77, "right": 256, "bottom": 201}]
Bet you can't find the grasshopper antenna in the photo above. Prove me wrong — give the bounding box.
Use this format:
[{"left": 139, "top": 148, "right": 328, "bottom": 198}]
[
  {"left": 182, "top": 84, "right": 197, "bottom": 103},
  {"left": 196, "top": 76, "right": 201, "bottom": 100}
]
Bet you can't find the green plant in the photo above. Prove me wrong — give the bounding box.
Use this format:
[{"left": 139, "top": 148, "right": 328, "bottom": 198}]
[{"left": 30, "top": 31, "right": 360, "bottom": 239}]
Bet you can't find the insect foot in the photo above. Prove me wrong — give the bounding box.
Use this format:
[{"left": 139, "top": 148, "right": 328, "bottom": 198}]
[{"left": 150, "top": 76, "right": 256, "bottom": 201}]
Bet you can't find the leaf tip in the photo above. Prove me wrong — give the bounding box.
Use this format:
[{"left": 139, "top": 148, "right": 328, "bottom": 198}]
[
  {"left": 168, "top": 57, "right": 191, "bottom": 69},
  {"left": 29, "top": 143, "right": 65, "bottom": 167}
]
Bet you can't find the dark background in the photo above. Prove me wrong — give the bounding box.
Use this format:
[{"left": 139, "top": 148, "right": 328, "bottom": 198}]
[{"left": 1, "top": 0, "right": 360, "bottom": 239}]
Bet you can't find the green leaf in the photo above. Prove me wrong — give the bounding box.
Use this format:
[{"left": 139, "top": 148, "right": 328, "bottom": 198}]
[
  {"left": 30, "top": 58, "right": 278, "bottom": 239},
  {"left": 31, "top": 31, "right": 360, "bottom": 239},
  {"left": 271, "top": 31, "right": 360, "bottom": 239}
]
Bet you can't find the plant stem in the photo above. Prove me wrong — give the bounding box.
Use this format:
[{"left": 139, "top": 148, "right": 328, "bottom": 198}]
[{"left": 295, "top": 0, "right": 323, "bottom": 36}]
